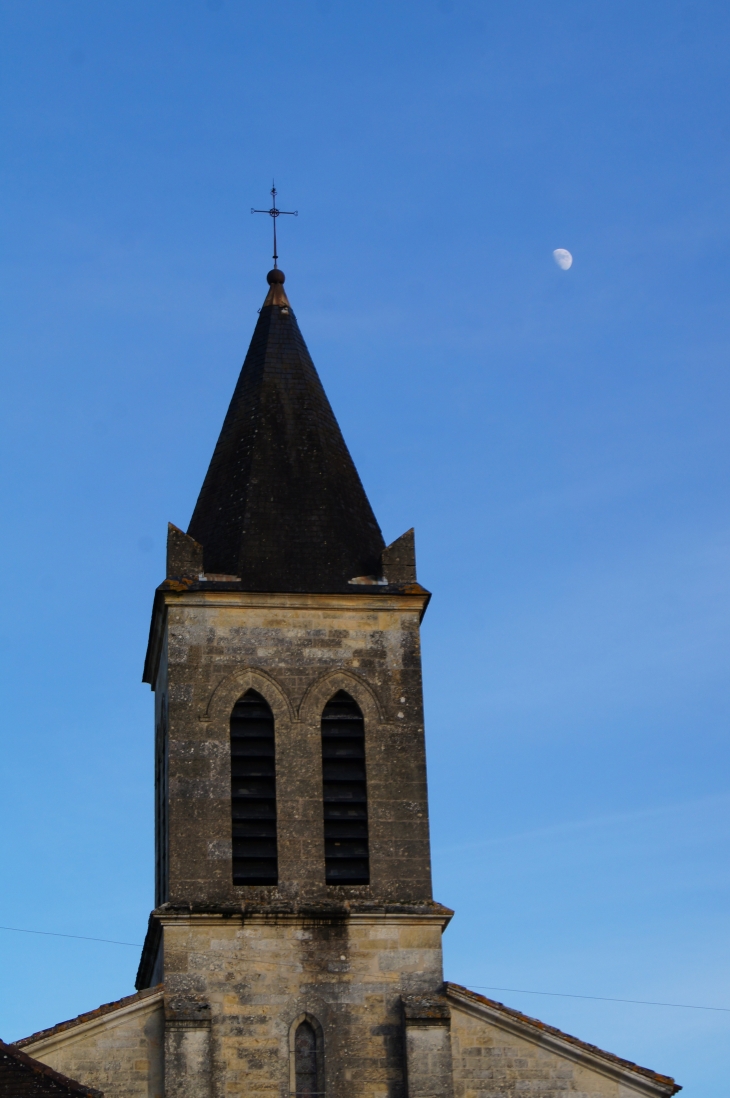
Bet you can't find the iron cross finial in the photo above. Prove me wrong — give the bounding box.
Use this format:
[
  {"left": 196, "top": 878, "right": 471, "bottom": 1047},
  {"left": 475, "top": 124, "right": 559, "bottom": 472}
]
[{"left": 251, "top": 181, "right": 298, "bottom": 268}]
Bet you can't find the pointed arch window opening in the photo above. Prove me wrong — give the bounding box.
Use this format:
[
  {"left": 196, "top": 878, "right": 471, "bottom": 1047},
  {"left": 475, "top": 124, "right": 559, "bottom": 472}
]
[
  {"left": 321, "top": 690, "right": 369, "bottom": 885},
  {"left": 230, "top": 689, "right": 278, "bottom": 885},
  {"left": 289, "top": 1014, "right": 324, "bottom": 1093}
]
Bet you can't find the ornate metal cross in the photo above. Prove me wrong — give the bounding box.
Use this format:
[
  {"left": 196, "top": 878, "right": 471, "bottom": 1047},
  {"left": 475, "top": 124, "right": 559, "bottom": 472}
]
[{"left": 251, "top": 182, "right": 298, "bottom": 269}]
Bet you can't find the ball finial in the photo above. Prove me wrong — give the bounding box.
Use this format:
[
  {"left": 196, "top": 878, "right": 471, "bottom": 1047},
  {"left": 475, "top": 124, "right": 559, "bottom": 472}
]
[{"left": 267, "top": 268, "right": 285, "bottom": 285}]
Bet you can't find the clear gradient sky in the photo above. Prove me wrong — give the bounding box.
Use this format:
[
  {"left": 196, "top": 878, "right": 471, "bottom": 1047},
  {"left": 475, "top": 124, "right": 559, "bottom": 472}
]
[{"left": 1, "top": 2, "right": 729, "bottom": 1094}]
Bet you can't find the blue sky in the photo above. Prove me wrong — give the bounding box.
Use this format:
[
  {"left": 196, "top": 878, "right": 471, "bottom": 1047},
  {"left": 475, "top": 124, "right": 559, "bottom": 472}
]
[{"left": 1, "top": 1, "right": 729, "bottom": 1093}]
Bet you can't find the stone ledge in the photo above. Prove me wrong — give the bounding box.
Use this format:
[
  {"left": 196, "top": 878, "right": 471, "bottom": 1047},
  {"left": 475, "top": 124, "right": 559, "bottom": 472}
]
[
  {"left": 402, "top": 993, "right": 451, "bottom": 1026},
  {"left": 154, "top": 898, "right": 452, "bottom": 918}
]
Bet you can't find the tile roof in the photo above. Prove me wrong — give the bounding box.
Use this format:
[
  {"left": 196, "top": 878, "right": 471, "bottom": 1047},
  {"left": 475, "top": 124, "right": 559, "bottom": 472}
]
[
  {"left": 187, "top": 268, "right": 385, "bottom": 592},
  {"left": 15, "top": 987, "right": 163, "bottom": 1049},
  {"left": 446, "top": 983, "right": 681, "bottom": 1095},
  {"left": 0, "top": 1040, "right": 102, "bottom": 1098}
]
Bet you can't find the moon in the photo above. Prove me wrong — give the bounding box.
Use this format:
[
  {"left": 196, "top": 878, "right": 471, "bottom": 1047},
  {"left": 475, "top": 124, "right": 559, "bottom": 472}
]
[{"left": 553, "top": 248, "right": 573, "bottom": 270}]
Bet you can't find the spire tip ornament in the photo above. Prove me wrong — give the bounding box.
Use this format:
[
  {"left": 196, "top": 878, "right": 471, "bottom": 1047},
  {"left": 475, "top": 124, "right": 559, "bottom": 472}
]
[
  {"left": 252, "top": 181, "right": 298, "bottom": 269},
  {"left": 263, "top": 264, "right": 290, "bottom": 307}
]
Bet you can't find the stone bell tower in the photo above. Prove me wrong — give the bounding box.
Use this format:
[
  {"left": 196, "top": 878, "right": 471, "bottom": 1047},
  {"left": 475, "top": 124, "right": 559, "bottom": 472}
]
[
  {"left": 14, "top": 266, "right": 681, "bottom": 1098},
  {"left": 137, "top": 267, "right": 454, "bottom": 1098}
]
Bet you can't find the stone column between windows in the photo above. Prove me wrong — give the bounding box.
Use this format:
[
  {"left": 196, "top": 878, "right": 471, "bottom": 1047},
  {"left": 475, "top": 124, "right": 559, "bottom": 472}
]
[{"left": 402, "top": 994, "right": 454, "bottom": 1098}]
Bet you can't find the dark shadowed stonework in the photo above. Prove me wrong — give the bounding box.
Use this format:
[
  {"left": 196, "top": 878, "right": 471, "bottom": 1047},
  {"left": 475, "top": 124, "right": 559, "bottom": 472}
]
[
  {"left": 187, "top": 270, "right": 384, "bottom": 591},
  {"left": 0, "top": 1041, "right": 102, "bottom": 1098}
]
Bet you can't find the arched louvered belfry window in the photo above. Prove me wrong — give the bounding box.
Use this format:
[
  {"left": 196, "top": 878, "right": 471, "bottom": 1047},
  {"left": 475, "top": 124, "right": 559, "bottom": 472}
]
[
  {"left": 321, "top": 690, "right": 369, "bottom": 885},
  {"left": 230, "top": 689, "right": 277, "bottom": 885}
]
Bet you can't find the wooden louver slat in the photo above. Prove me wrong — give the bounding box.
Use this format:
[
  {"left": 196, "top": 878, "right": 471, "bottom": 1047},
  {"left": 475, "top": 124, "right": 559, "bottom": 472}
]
[
  {"left": 321, "top": 690, "right": 369, "bottom": 885},
  {"left": 230, "top": 689, "right": 278, "bottom": 885}
]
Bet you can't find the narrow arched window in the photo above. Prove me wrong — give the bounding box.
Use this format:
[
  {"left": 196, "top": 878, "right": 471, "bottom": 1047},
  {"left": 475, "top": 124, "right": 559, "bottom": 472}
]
[
  {"left": 321, "top": 690, "right": 369, "bottom": 885},
  {"left": 230, "top": 689, "right": 277, "bottom": 885},
  {"left": 294, "top": 1021, "right": 319, "bottom": 1096}
]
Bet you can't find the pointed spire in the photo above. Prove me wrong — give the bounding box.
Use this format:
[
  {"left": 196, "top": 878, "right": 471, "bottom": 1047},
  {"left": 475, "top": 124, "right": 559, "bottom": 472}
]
[{"left": 187, "top": 270, "right": 385, "bottom": 592}]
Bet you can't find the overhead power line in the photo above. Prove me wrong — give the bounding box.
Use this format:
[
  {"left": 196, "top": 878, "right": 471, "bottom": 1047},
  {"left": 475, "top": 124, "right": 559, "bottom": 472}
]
[
  {"left": 468, "top": 985, "right": 730, "bottom": 1014},
  {"left": 0, "top": 925, "right": 142, "bottom": 948},
  {"left": 1, "top": 926, "right": 727, "bottom": 1014}
]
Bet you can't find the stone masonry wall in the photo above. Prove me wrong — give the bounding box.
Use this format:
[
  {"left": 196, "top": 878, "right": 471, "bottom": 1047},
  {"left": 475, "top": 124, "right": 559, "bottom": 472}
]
[
  {"left": 450, "top": 1001, "right": 649, "bottom": 1098},
  {"left": 20, "top": 994, "right": 164, "bottom": 1098},
  {"left": 160, "top": 911, "right": 447, "bottom": 1098},
  {"left": 154, "top": 591, "right": 432, "bottom": 907}
]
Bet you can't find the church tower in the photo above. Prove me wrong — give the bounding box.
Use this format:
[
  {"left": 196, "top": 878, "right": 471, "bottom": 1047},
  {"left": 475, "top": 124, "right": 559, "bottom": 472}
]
[
  {"left": 137, "top": 266, "right": 455, "bottom": 1098},
  {"left": 15, "top": 264, "right": 680, "bottom": 1098}
]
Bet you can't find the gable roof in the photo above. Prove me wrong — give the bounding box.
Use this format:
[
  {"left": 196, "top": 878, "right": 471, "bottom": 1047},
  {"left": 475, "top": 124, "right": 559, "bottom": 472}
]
[
  {"left": 186, "top": 268, "right": 385, "bottom": 592},
  {"left": 446, "top": 983, "right": 680, "bottom": 1097},
  {"left": 15, "top": 987, "right": 163, "bottom": 1051},
  {"left": 0, "top": 1040, "right": 102, "bottom": 1098}
]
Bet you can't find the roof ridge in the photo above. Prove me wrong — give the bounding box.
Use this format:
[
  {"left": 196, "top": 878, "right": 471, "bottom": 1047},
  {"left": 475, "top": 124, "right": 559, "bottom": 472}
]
[
  {"left": 14, "top": 985, "right": 163, "bottom": 1048},
  {"left": 445, "top": 983, "right": 680, "bottom": 1094},
  {"left": 0, "top": 1039, "right": 103, "bottom": 1097}
]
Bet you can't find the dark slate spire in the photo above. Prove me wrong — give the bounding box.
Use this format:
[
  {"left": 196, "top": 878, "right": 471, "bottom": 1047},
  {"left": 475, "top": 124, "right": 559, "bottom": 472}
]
[{"left": 187, "top": 268, "right": 385, "bottom": 592}]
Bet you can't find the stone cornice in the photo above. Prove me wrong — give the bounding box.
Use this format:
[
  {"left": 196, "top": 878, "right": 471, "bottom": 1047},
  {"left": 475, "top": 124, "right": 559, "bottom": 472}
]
[
  {"left": 158, "top": 910, "right": 452, "bottom": 928},
  {"left": 160, "top": 588, "right": 430, "bottom": 611}
]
